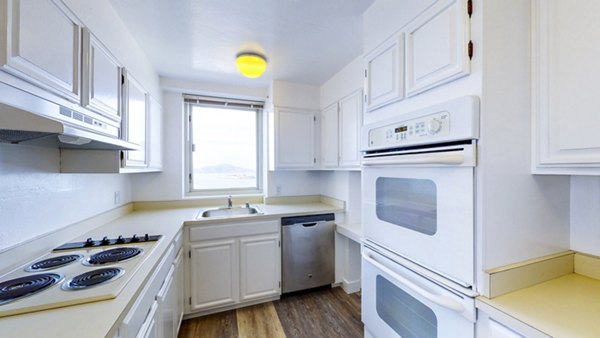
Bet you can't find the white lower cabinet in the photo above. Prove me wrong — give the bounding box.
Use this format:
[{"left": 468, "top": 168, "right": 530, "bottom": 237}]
[
  {"left": 116, "top": 231, "right": 183, "bottom": 338},
  {"left": 186, "top": 219, "right": 281, "bottom": 314},
  {"left": 239, "top": 234, "right": 280, "bottom": 302},
  {"left": 189, "top": 239, "right": 237, "bottom": 311},
  {"left": 476, "top": 306, "right": 550, "bottom": 338}
]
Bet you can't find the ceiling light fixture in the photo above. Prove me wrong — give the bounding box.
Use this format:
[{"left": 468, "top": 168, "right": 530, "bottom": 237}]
[{"left": 236, "top": 52, "right": 268, "bottom": 78}]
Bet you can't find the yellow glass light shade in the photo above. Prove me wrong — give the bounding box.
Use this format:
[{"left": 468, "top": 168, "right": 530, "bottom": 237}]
[{"left": 236, "top": 52, "right": 267, "bottom": 78}]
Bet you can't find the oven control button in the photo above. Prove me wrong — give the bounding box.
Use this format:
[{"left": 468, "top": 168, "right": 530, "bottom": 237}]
[
  {"left": 131, "top": 234, "right": 139, "bottom": 242},
  {"left": 428, "top": 118, "right": 442, "bottom": 134},
  {"left": 116, "top": 235, "right": 125, "bottom": 244},
  {"left": 101, "top": 236, "right": 110, "bottom": 245},
  {"left": 84, "top": 238, "right": 94, "bottom": 247}
]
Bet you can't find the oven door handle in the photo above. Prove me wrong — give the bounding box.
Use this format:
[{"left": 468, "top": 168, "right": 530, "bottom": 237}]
[
  {"left": 362, "top": 151, "right": 465, "bottom": 166},
  {"left": 362, "top": 251, "right": 465, "bottom": 314}
]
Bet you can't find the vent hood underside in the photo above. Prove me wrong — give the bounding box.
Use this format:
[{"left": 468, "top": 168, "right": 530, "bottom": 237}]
[{"left": 0, "top": 82, "right": 139, "bottom": 151}]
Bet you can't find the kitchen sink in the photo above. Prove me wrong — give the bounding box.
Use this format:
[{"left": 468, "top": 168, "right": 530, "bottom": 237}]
[{"left": 198, "top": 206, "right": 262, "bottom": 218}]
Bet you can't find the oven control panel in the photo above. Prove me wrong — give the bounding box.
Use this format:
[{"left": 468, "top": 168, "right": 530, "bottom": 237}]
[{"left": 368, "top": 111, "right": 450, "bottom": 148}]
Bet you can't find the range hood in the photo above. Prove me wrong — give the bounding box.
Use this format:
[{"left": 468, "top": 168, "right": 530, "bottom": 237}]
[{"left": 0, "top": 82, "right": 139, "bottom": 150}]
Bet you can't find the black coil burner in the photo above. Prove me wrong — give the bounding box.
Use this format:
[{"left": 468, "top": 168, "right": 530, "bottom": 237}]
[
  {"left": 26, "top": 254, "right": 83, "bottom": 272},
  {"left": 83, "top": 247, "right": 142, "bottom": 266},
  {"left": 62, "top": 267, "right": 124, "bottom": 290},
  {"left": 0, "top": 273, "right": 63, "bottom": 305}
]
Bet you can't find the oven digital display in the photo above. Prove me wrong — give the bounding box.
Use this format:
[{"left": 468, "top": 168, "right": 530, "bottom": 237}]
[{"left": 394, "top": 126, "right": 407, "bottom": 133}]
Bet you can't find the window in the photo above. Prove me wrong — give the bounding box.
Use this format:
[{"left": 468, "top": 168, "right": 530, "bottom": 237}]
[{"left": 185, "top": 95, "right": 263, "bottom": 195}]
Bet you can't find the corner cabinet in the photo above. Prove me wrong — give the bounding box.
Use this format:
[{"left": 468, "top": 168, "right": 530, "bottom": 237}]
[
  {"left": 269, "top": 107, "right": 317, "bottom": 170},
  {"left": 0, "top": 0, "right": 81, "bottom": 103},
  {"left": 532, "top": 0, "right": 600, "bottom": 175},
  {"left": 405, "top": 0, "right": 472, "bottom": 97},
  {"left": 363, "top": 33, "right": 404, "bottom": 112},
  {"left": 320, "top": 90, "right": 362, "bottom": 169},
  {"left": 186, "top": 219, "right": 281, "bottom": 315}
]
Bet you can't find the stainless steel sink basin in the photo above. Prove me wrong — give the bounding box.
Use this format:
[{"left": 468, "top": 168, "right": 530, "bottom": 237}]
[{"left": 199, "top": 206, "right": 262, "bottom": 218}]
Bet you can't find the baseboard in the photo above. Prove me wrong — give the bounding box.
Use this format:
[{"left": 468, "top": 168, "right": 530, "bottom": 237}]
[{"left": 342, "top": 278, "right": 361, "bottom": 294}]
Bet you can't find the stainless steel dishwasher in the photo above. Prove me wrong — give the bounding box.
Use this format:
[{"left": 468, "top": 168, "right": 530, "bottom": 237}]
[{"left": 281, "top": 213, "right": 335, "bottom": 293}]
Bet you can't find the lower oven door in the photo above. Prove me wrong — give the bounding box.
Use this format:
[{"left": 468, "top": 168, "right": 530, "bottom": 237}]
[{"left": 362, "top": 245, "right": 475, "bottom": 338}]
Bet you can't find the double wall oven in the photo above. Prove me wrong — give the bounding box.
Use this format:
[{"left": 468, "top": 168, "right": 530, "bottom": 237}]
[{"left": 361, "top": 96, "right": 479, "bottom": 338}]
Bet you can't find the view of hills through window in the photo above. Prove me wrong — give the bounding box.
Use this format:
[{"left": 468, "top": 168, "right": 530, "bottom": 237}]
[{"left": 190, "top": 106, "right": 258, "bottom": 191}]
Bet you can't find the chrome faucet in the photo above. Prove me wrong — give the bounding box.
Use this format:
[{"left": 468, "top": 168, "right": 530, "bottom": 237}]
[{"left": 227, "top": 195, "right": 233, "bottom": 208}]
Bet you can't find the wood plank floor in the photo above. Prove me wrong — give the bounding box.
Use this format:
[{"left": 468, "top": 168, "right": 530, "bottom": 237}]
[{"left": 178, "top": 287, "right": 363, "bottom": 338}]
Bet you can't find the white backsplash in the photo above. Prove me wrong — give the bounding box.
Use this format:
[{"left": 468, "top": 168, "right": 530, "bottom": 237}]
[{"left": 0, "top": 143, "right": 132, "bottom": 252}]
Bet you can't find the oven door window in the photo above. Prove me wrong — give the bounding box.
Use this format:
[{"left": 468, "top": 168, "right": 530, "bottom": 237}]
[
  {"left": 375, "top": 177, "right": 437, "bottom": 235},
  {"left": 376, "top": 275, "right": 437, "bottom": 338}
]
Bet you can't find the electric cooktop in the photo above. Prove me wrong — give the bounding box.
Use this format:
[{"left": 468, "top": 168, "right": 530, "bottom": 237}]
[{"left": 0, "top": 234, "right": 162, "bottom": 318}]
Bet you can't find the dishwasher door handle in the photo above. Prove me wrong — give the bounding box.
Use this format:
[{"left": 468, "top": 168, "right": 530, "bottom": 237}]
[{"left": 302, "top": 222, "right": 318, "bottom": 227}]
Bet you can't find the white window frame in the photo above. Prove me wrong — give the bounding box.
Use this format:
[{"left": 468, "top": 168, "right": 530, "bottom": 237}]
[{"left": 184, "top": 95, "right": 264, "bottom": 197}]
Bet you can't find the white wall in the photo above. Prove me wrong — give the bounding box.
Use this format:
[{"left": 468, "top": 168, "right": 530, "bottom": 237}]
[
  {"left": 0, "top": 144, "right": 132, "bottom": 251},
  {"left": 571, "top": 176, "right": 600, "bottom": 256},
  {"left": 320, "top": 56, "right": 363, "bottom": 109}
]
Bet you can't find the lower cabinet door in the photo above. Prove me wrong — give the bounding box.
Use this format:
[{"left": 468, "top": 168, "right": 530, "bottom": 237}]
[
  {"left": 157, "top": 266, "right": 176, "bottom": 338},
  {"left": 189, "top": 239, "right": 237, "bottom": 311},
  {"left": 137, "top": 301, "right": 159, "bottom": 338},
  {"left": 239, "top": 234, "right": 281, "bottom": 302},
  {"left": 173, "top": 249, "right": 184, "bottom": 334}
]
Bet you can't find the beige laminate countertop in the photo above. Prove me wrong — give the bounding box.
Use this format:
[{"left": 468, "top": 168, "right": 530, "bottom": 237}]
[
  {"left": 0, "top": 201, "right": 342, "bottom": 338},
  {"left": 478, "top": 273, "right": 600, "bottom": 337}
]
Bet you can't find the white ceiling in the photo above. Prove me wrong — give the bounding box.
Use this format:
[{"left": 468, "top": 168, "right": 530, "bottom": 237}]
[{"left": 108, "top": 0, "right": 374, "bottom": 88}]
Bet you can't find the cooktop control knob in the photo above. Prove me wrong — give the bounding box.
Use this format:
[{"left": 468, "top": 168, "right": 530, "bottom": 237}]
[
  {"left": 428, "top": 118, "right": 442, "bottom": 135},
  {"left": 84, "top": 238, "right": 94, "bottom": 247},
  {"left": 144, "top": 234, "right": 149, "bottom": 241},
  {"left": 131, "top": 234, "right": 139, "bottom": 242},
  {"left": 116, "top": 235, "right": 125, "bottom": 244},
  {"left": 101, "top": 236, "right": 110, "bottom": 245}
]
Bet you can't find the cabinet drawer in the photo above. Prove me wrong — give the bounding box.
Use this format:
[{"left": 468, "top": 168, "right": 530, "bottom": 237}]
[{"left": 189, "top": 220, "right": 279, "bottom": 242}]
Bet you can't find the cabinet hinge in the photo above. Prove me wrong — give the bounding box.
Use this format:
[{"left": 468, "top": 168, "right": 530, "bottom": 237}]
[
  {"left": 313, "top": 115, "right": 316, "bottom": 122},
  {"left": 314, "top": 158, "right": 317, "bottom": 164},
  {"left": 468, "top": 40, "right": 473, "bottom": 60},
  {"left": 188, "top": 250, "right": 191, "bottom": 258},
  {"left": 278, "top": 281, "right": 281, "bottom": 288},
  {"left": 189, "top": 297, "right": 191, "bottom": 305},
  {"left": 188, "top": 114, "right": 192, "bottom": 123},
  {"left": 364, "top": 69, "right": 367, "bottom": 78},
  {"left": 188, "top": 173, "right": 192, "bottom": 184},
  {"left": 467, "top": 0, "right": 473, "bottom": 18},
  {"left": 191, "top": 144, "right": 196, "bottom": 152},
  {"left": 121, "top": 74, "right": 125, "bottom": 85},
  {"left": 278, "top": 240, "right": 281, "bottom": 247},
  {"left": 120, "top": 151, "right": 124, "bottom": 161}
]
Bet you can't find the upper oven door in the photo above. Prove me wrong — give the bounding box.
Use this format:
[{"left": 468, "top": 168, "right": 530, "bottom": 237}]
[{"left": 362, "top": 144, "right": 475, "bottom": 287}]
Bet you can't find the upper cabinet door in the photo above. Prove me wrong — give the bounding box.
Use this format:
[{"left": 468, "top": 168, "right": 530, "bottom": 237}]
[
  {"left": 274, "top": 107, "right": 316, "bottom": 169},
  {"left": 339, "top": 90, "right": 362, "bottom": 168},
  {"left": 122, "top": 72, "right": 148, "bottom": 168},
  {"left": 0, "top": 0, "right": 81, "bottom": 103},
  {"left": 320, "top": 103, "right": 339, "bottom": 168},
  {"left": 532, "top": 0, "right": 600, "bottom": 174},
  {"left": 81, "top": 28, "right": 122, "bottom": 121},
  {"left": 364, "top": 33, "right": 405, "bottom": 112},
  {"left": 405, "top": 0, "right": 471, "bottom": 97}
]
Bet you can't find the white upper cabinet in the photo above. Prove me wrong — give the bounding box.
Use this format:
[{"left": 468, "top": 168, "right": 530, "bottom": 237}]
[
  {"left": 147, "top": 95, "right": 163, "bottom": 171},
  {"left": 532, "top": 0, "right": 600, "bottom": 174},
  {"left": 122, "top": 71, "right": 148, "bottom": 169},
  {"left": 270, "top": 107, "right": 316, "bottom": 170},
  {"left": 0, "top": 0, "right": 81, "bottom": 103},
  {"left": 405, "top": 0, "right": 471, "bottom": 97},
  {"left": 320, "top": 103, "right": 339, "bottom": 168},
  {"left": 338, "top": 90, "right": 362, "bottom": 168},
  {"left": 81, "top": 28, "right": 121, "bottom": 121},
  {"left": 364, "top": 33, "right": 405, "bottom": 112}
]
